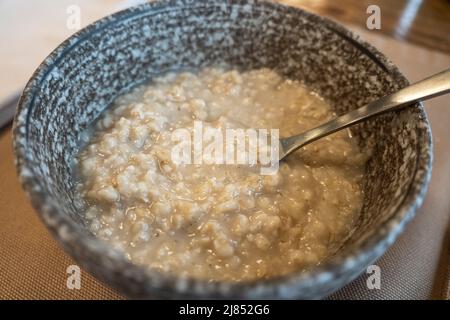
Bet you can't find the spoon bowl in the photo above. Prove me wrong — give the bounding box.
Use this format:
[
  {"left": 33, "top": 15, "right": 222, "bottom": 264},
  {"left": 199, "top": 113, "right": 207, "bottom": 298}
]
[{"left": 279, "top": 68, "right": 450, "bottom": 161}]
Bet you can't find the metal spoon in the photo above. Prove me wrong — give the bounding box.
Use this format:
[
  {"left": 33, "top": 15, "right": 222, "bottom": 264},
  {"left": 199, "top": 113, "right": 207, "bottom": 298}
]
[{"left": 279, "top": 68, "right": 450, "bottom": 161}]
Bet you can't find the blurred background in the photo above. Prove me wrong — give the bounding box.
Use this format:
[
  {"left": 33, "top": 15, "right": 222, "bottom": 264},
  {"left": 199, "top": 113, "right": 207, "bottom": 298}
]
[
  {"left": 0, "top": 0, "right": 449, "bottom": 300},
  {"left": 0, "top": 0, "right": 449, "bottom": 104}
]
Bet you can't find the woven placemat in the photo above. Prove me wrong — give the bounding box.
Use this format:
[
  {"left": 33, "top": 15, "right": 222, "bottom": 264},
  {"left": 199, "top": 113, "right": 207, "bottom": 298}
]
[{"left": 0, "top": 128, "right": 123, "bottom": 299}]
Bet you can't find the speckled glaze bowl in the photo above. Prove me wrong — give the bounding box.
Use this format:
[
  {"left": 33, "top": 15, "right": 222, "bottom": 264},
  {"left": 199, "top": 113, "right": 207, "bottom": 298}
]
[{"left": 13, "top": 0, "right": 432, "bottom": 299}]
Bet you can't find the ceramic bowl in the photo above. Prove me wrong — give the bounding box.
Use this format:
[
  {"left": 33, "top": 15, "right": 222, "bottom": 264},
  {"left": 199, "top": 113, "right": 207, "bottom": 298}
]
[{"left": 13, "top": 0, "right": 432, "bottom": 299}]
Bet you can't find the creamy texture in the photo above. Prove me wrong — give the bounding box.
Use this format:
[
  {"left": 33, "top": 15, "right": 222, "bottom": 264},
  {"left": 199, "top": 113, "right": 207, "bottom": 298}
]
[{"left": 76, "top": 68, "right": 367, "bottom": 281}]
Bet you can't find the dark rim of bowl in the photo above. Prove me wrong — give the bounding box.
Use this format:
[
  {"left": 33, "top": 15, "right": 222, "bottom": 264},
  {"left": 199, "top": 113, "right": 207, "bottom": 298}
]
[{"left": 13, "top": 0, "right": 433, "bottom": 298}]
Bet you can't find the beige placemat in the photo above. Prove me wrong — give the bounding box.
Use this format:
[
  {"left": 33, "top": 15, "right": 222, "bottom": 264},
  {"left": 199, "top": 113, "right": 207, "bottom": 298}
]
[
  {"left": 0, "top": 128, "right": 123, "bottom": 299},
  {"left": 0, "top": 2, "right": 449, "bottom": 300}
]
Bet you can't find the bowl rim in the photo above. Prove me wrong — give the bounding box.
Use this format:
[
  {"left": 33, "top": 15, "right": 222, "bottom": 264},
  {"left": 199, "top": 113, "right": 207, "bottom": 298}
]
[{"left": 13, "top": 0, "right": 433, "bottom": 299}]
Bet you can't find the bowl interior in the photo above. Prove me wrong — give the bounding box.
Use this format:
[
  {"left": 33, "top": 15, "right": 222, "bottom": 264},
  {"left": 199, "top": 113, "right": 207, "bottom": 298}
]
[{"left": 14, "top": 0, "right": 431, "bottom": 298}]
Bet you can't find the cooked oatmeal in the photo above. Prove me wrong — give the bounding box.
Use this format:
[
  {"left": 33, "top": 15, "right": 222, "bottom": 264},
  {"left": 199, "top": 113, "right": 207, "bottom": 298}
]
[{"left": 75, "top": 68, "right": 367, "bottom": 281}]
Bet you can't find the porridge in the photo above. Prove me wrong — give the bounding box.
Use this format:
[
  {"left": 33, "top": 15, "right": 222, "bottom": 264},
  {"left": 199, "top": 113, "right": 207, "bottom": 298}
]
[{"left": 75, "top": 68, "right": 368, "bottom": 281}]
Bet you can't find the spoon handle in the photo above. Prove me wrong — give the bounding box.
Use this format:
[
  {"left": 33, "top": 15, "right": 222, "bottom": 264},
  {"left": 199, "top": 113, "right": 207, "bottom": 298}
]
[{"left": 280, "top": 68, "right": 450, "bottom": 159}]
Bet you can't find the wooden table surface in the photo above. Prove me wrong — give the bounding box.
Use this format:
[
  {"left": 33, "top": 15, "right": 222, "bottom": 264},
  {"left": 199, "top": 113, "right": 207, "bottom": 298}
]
[{"left": 281, "top": 0, "right": 450, "bottom": 53}]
